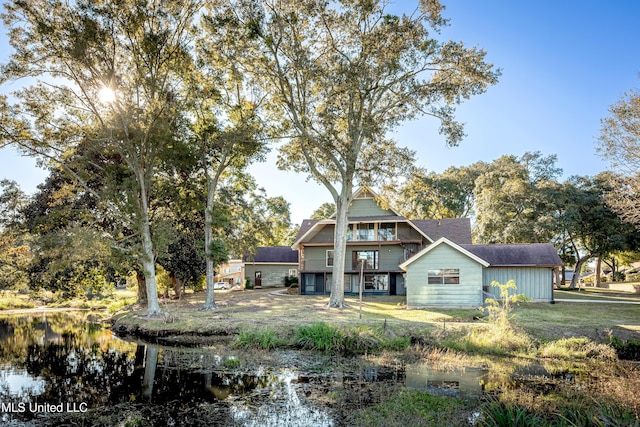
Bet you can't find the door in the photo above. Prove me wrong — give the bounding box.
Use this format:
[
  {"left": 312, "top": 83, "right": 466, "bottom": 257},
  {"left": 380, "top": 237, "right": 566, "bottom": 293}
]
[
  {"left": 255, "top": 271, "right": 262, "bottom": 287},
  {"left": 315, "top": 274, "right": 324, "bottom": 294}
]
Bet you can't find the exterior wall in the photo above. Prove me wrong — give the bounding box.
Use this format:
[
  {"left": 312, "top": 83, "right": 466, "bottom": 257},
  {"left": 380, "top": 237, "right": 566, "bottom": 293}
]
[
  {"left": 348, "top": 198, "right": 393, "bottom": 217},
  {"left": 484, "top": 267, "right": 553, "bottom": 302},
  {"left": 405, "top": 244, "right": 484, "bottom": 307},
  {"left": 244, "top": 263, "right": 297, "bottom": 287},
  {"left": 302, "top": 245, "right": 406, "bottom": 272}
]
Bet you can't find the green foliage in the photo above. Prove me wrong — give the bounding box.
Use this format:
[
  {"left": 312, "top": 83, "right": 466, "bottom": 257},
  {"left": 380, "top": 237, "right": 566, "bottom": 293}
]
[
  {"left": 284, "top": 275, "right": 298, "bottom": 287},
  {"left": 244, "top": 278, "right": 254, "bottom": 290},
  {"left": 483, "top": 280, "right": 529, "bottom": 329},
  {"left": 236, "top": 329, "right": 281, "bottom": 350},
  {"left": 353, "top": 389, "right": 472, "bottom": 427},
  {"left": 296, "top": 322, "right": 344, "bottom": 353},
  {"left": 538, "top": 337, "right": 617, "bottom": 360},
  {"left": 479, "top": 400, "right": 546, "bottom": 427},
  {"left": 610, "top": 337, "right": 640, "bottom": 361}
]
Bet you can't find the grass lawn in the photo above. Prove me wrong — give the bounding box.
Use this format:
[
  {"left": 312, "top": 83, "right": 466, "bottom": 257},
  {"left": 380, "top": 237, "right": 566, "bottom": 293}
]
[{"left": 108, "top": 286, "right": 640, "bottom": 348}]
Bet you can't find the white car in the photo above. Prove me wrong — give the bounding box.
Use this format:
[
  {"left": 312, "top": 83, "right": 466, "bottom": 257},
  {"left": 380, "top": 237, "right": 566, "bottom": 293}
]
[{"left": 214, "top": 282, "right": 231, "bottom": 290}]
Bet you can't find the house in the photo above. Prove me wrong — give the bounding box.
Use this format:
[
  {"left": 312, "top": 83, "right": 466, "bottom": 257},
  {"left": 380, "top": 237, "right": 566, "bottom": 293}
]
[
  {"left": 215, "top": 259, "right": 245, "bottom": 286},
  {"left": 294, "top": 186, "right": 562, "bottom": 306},
  {"left": 292, "top": 187, "right": 472, "bottom": 296},
  {"left": 243, "top": 246, "right": 299, "bottom": 288},
  {"left": 399, "top": 238, "right": 562, "bottom": 307}
]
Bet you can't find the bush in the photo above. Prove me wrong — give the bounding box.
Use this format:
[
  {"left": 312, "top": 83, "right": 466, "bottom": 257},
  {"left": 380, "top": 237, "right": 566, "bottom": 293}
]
[
  {"left": 244, "top": 278, "right": 253, "bottom": 289},
  {"left": 284, "top": 275, "right": 299, "bottom": 287},
  {"left": 538, "top": 337, "right": 617, "bottom": 360},
  {"left": 296, "top": 322, "right": 344, "bottom": 353},
  {"left": 611, "top": 337, "right": 640, "bottom": 360},
  {"left": 236, "top": 329, "right": 280, "bottom": 350}
]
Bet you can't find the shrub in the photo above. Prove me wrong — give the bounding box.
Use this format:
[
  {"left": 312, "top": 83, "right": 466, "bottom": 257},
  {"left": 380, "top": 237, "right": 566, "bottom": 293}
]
[
  {"left": 296, "top": 322, "right": 343, "bottom": 353},
  {"left": 284, "top": 275, "right": 299, "bottom": 287},
  {"left": 244, "top": 278, "right": 253, "bottom": 289},
  {"left": 538, "top": 337, "right": 617, "bottom": 360},
  {"left": 611, "top": 337, "right": 640, "bottom": 361},
  {"left": 236, "top": 329, "right": 280, "bottom": 350}
]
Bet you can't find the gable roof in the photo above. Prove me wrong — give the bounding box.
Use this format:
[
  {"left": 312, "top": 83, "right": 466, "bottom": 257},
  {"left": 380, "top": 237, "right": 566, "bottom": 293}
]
[
  {"left": 460, "top": 244, "right": 562, "bottom": 267},
  {"left": 410, "top": 218, "right": 472, "bottom": 245},
  {"left": 244, "top": 246, "right": 298, "bottom": 263},
  {"left": 400, "top": 238, "right": 562, "bottom": 270},
  {"left": 400, "top": 238, "right": 490, "bottom": 270}
]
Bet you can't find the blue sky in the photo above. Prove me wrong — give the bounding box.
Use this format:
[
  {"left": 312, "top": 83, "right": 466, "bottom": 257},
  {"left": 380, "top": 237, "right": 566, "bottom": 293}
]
[{"left": 1, "top": 0, "right": 639, "bottom": 225}]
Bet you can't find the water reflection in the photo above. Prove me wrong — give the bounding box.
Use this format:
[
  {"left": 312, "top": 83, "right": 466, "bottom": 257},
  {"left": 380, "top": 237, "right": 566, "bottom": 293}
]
[{"left": 1, "top": 312, "right": 632, "bottom": 426}]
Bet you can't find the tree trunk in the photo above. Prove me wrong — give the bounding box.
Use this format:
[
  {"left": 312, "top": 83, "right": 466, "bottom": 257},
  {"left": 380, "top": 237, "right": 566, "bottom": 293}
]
[
  {"left": 595, "top": 255, "right": 603, "bottom": 287},
  {"left": 142, "top": 345, "right": 159, "bottom": 401},
  {"left": 328, "top": 183, "right": 353, "bottom": 308},
  {"left": 170, "top": 270, "right": 182, "bottom": 299},
  {"left": 136, "top": 168, "right": 162, "bottom": 316},
  {"left": 569, "top": 255, "right": 590, "bottom": 289},
  {"left": 201, "top": 179, "right": 217, "bottom": 310},
  {"left": 136, "top": 271, "right": 147, "bottom": 304}
]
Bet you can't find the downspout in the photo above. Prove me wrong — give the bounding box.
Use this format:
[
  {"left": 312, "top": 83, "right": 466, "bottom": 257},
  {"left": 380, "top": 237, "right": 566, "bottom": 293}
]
[{"left": 550, "top": 268, "right": 556, "bottom": 304}]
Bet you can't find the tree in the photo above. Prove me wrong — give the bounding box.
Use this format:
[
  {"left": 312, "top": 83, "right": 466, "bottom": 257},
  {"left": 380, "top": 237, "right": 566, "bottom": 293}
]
[
  {"left": 553, "top": 175, "right": 636, "bottom": 288},
  {"left": 310, "top": 202, "right": 337, "bottom": 220},
  {"left": 1, "top": 0, "right": 203, "bottom": 315},
  {"left": 473, "top": 152, "right": 561, "bottom": 244},
  {"left": 386, "top": 164, "right": 485, "bottom": 220},
  {"left": 192, "top": 12, "right": 269, "bottom": 309},
  {"left": 229, "top": 0, "right": 499, "bottom": 307},
  {"left": 597, "top": 88, "right": 640, "bottom": 228}
]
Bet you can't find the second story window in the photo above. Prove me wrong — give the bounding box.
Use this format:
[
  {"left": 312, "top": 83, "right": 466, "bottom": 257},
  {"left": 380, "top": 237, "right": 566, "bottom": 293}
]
[
  {"left": 357, "top": 223, "right": 375, "bottom": 241},
  {"left": 326, "top": 250, "right": 334, "bottom": 267},
  {"left": 378, "top": 223, "right": 396, "bottom": 240},
  {"left": 352, "top": 250, "right": 379, "bottom": 269}
]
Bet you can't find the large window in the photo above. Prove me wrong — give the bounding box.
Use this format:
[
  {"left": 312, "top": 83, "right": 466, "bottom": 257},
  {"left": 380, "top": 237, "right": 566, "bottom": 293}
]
[
  {"left": 378, "top": 223, "right": 396, "bottom": 240},
  {"left": 352, "top": 250, "right": 379, "bottom": 269},
  {"left": 365, "top": 274, "right": 388, "bottom": 291},
  {"left": 428, "top": 269, "right": 460, "bottom": 284},
  {"left": 357, "top": 223, "right": 376, "bottom": 241}
]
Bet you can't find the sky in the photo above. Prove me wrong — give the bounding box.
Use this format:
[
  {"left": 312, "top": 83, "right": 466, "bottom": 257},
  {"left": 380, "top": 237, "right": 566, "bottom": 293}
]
[{"left": 1, "top": 0, "right": 639, "bottom": 225}]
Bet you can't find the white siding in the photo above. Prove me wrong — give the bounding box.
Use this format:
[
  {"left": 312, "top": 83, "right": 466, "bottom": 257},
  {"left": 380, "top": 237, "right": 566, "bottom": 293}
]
[
  {"left": 406, "top": 244, "right": 484, "bottom": 307},
  {"left": 484, "top": 267, "right": 553, "bottom": 302}
]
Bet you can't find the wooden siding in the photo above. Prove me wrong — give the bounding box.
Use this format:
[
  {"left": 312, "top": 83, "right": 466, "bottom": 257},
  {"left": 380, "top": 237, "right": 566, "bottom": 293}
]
[
  {"left": 405, "top": 244, "right": 484, "bottom": 307},
  {"left": 348, "top": 198, "right": 394, "bottom": 217},
  {"left": 302, "top": 245, "right": 405, "bottom": 272},
  {"left": 244, "top": 264, "right": 296, "bottom": 287},
  {"left": 484, "top": 267, "right": 553, "bottom": 302}
]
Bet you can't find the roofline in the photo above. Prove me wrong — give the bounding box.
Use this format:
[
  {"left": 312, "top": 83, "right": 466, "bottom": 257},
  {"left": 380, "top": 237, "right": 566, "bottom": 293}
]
[
  {"left": 245, "top": 262, "right": 299, "bottom": 265},
  {"left": 399, "top": 237, "right": 490, "bottom": 270}
]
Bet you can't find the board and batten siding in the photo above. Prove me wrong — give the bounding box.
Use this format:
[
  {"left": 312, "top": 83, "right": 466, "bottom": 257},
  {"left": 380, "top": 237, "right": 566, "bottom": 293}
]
[
  {"left": 484, "top": 267, "right": 553, "bottom": 302},
  {"left": 244, "top": 264, "right": 297, "bottom": 287},
  {"left": 406, "top": 244, "right": 484, "bottom": 307},
  {"left": 348, "top": 198, "right": 393, "bottom": 217}
]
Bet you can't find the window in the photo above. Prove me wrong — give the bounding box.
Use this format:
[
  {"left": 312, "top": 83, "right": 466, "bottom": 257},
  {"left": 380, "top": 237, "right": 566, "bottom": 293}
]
[
  {"left": 347, "top": 224, "right": 355, "bottom": 241},
  {"left": 357, "top": 223, "right": 375, "bottom": 241},
  {"left": 352, "top": 250, "right": 379, "bottom": 269},
  {"left": 428, "top": 269, "right": 460, "bottom": 285},
  {"left": 365, "top": 274, "right": 388, "bottom": 291},
  {"left": 288, "top": 269, "right": 298, "bottom": 277},
  {"left": 326, "top": 250, "right": 334, "bottom": 267},
  {"left": 378, "top": 223, "right": 396, "bottom": 240}
]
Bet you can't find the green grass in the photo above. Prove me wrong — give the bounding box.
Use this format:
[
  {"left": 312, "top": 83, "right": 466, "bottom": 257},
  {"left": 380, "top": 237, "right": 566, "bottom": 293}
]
[{"left": 350, "top": 389, "right": 474, "bottom": 427}]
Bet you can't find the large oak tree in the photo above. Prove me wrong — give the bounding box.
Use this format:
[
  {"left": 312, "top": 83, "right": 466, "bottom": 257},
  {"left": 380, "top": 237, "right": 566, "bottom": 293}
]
[
  {"left": 224, "top": 0, "right": 500, "bottom": 307},
  {"left": 1, "top": 0, "right": 203, "bottom": 315}
]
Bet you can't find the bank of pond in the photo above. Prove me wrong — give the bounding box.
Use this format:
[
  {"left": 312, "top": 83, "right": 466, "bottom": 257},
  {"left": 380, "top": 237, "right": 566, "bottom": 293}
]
[{"left": 0, "top": 311, "right": 638, "bottom": 426}]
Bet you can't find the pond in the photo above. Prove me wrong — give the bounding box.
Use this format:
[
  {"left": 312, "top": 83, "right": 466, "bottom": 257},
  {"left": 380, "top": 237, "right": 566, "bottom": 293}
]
[{"left": 0, "top": 312, "right": 637, "bottom": 426}]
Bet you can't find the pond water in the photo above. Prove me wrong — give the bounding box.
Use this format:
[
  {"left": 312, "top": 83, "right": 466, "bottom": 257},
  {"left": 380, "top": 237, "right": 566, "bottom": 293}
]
[{"left": 0, "top": 312, "right": 635, "bottom": 426}]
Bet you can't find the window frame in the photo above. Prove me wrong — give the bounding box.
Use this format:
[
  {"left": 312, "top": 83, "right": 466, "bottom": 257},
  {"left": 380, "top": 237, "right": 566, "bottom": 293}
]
[
  {"left": 326, "top": 250, "right": 334, "bottom": 267},
  {"left": 352, "top": 250, "right": 379, "bottom": 270},
  {"left": 428, "top": 268, "right": 460, "bottom": 285}
]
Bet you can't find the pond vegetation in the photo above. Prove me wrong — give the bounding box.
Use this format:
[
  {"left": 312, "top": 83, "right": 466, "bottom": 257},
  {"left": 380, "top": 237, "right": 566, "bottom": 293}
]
[{"left": 0, "top": 305, "right": 638, "bottom": 426}]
